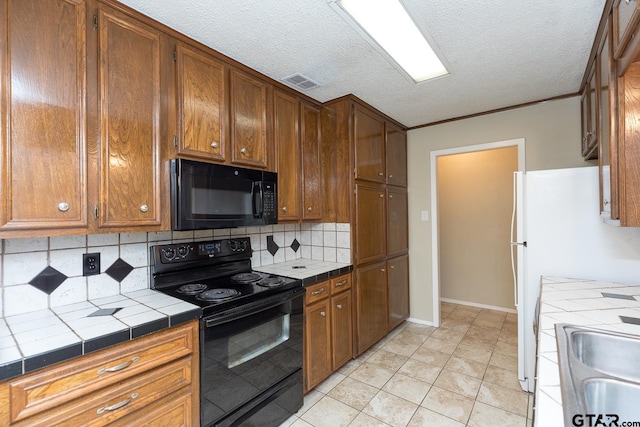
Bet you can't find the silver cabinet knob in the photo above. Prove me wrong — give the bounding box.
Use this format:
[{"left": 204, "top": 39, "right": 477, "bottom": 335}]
[
  {"left": 381, "top": 268, "right": 385, "bottom": 272},
  {"left": 240, "top": 147, "right": 247, "bottom": 154},
  {"left": 58, "top": 202, "right": 69, "bottom": 212},
  {"left": 389, "top": 194, "right": 394, "bottom": 199},
  {"left": 211, "top": 142, "right": 218, "bottom": 148},
  {"left": 307, "top": 207, "right": 312, "bottom": 211},
  {"left": 378, "top": 172, "right": 384, "bottom": 176},
  {"left": 390, "top": 265, "right": 395, "bottom": 269},
  {"left": 282, "top": 206, "right": 287, "bottom": 212},
  {"left": 379, "top": 193, "right": 384, "bottom": 198},
  {"left": 320, "top": 311, "right": 326, "bottom": 317},
  {"left": 337, "top": 304, "right": 343, "bottom": 309},
  {"left": 140, "top": 205, "right": 149, "bottom": 213},
  {"left": 389, "top": 174, "right": 393, "bottom": 178}
]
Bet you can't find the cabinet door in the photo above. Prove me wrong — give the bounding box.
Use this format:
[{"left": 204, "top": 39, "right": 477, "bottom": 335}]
[
  {"left": 619, "top": 61, "right": 640, "bottom": 226},
  {"left": 354, "top": 105, "right": 385, "bottom": 183},
  {"left": 97, "top": 5, "right": 164, "bottom": 228},
  {"left": 387, "top": 255, "right": 409, "bottom": 331},
  {"left": 301, "top": 102, "right": 323, "bottom": 220},
  {"left": 175, "top": 42, "right": 227, "bottom": 162},
  {"left": 387, "top": 187, "right": 408, "bottom": 257},
  {"left": 331, "top": 290, "right": 353, "bottom": 370},
  {"left": 0, "top": 0, "right": 88, "bottom": 233},
  {"left": 355, "top": 183, "right": 386, "bottom": 264},
  {"left": 613, "top": 0, "right": 640, "bottom": 59},
  {"left": 229, "top": 69, "right": 269, "bottom": 169},
  {"left": 385, "top": 123, "right": 407, "bottom": 187},
  {"left": 304, "top": 299, "right": 332, "bottom": 392},
  {"left": 355, "top": 262, "right": 388, "bottom": 355},
  {"left": 274, "top": 90, "right": 300, "bottom": 221}
]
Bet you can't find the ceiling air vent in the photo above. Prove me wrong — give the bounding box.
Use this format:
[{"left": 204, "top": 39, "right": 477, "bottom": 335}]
[{"left": 282, "top": 73, "right": 320, "bottom": 90}]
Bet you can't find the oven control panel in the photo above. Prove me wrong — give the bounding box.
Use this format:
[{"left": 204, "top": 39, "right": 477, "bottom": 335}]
[{"left": 155, "top": 237, "right": 252, "bottom": 263}]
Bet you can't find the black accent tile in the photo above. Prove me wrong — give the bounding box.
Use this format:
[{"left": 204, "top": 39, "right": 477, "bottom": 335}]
[
  {"left": 267, "top": 235, "right": 279, "bottom": 256},
  {"left": 84, "top": 329, "right": 130, "bottom": 354},
  {"left": 132, "top": 318, "right": 169, "bottom": 339},
  {"left": 620, "top": 316, "right": 640, "bottom": 325},
  {"left": 170, "top": 308, "right": 202, "bottom": 326},
  {"left": 24, "top": 342, "right": 82, "bottom": 373},
  {"left": 29, "top": 266, "right": 68, "bottom": 295},
  {"left": 105, "top": 258, "right": 134, "bottom": 282},
  {"left": 316, "top": 272, "right": 329, "bottom": 282},
  {"left": 302, "top": 276, "right": 319, "bottom": 286},
  {"left": 0, "top": 360, "right": 23, "bottom": 382},
  {"left": 290, "top": 239, "right": 300, "bottom": 253},
  {"left": 602, "top": 292, "right": 636, "bottom": 300}
]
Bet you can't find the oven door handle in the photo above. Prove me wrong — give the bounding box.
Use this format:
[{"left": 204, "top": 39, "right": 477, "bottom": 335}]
[{"left": 204, "top": 287, "right": 305, "bottom": 328}]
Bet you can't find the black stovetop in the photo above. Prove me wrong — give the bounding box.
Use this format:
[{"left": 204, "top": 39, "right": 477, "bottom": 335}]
[{"left": 150, "top": 237, "right": 302, "bottom": 316}]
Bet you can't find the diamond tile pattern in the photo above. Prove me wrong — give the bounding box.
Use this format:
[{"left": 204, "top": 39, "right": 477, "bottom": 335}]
[
  {"left": 267, "top": 235, "right": 279, "bottom": 256},
  {"left": 29, "top": 266, "right": 68, "bottom": 295},
  {"left": 290, "top": 238, "right": 300, "bottom": 253},
  {"left": 105, "top": 258, "right": 134, "bottom": 283}
]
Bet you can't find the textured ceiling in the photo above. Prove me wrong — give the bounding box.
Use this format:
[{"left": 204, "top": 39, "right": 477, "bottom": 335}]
[{"left": 117, "top": 0, "right": 606, "bottom": 128}]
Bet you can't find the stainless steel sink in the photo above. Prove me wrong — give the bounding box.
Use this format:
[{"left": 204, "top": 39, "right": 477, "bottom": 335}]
[
  {"left": 556, "top": 324, "right": 640, "bottom": 425},
  {"left": 570, "top": 328, "right": 640, "bottom": 382},
  {"left": 584, "top": 378, "right": 640, "bottom": 420}
]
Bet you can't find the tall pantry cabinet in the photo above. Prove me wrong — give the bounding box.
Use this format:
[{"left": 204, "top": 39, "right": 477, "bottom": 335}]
[{"left": 322, "top": 96, "right": 409, "bottom": 355}]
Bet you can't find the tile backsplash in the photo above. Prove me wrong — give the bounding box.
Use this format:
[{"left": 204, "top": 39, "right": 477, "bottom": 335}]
[{"left": 0, "top": 223, "right": 350, "bottom": 317}]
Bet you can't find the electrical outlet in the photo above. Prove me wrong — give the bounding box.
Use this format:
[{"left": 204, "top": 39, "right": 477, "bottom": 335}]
[{"left": 83, "top": 253, "right": 101, "bottom": 276}]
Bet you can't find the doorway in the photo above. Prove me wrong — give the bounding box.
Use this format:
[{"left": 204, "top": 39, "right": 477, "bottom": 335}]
[{"left": 430, "top": 139, "right": 525, "bottom": 326}]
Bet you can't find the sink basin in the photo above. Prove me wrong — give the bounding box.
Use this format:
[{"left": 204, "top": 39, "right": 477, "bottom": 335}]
[
  {"left": 555, "top": 324, "right": 640, "bottom": 426},
  {"left": 584, "top": 378, "right": 640, "bottom": 420},
  {"left": 571, "top": 329, "right": 640, "bottom": 382}
]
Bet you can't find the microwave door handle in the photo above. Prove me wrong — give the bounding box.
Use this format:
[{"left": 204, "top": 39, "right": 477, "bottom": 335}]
[{"left": 252, "top": 182, "right": 263, "bottom": 218}]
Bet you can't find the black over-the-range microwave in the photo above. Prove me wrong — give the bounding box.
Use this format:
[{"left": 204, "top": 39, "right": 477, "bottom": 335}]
[{"left": 170, "top": 158, "right": 278, "bottom": 230}]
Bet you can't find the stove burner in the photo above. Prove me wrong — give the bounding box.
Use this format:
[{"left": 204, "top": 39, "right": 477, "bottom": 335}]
[
  {"left": 196, "top": 288, "right": 241, "bottom": 302},
  {"left": 257, "top": 277, "right": 285, "bottom": 288},
  {"left": 177, "top": 283, "right": 208, "bottom": 295},
  {"left": 231, "top": 272, "right": 262, "bottom": 284}
]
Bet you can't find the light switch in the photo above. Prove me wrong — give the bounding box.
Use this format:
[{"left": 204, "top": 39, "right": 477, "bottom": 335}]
[{"left": 421, "top": 210, "right": 429, "bottom": 221}]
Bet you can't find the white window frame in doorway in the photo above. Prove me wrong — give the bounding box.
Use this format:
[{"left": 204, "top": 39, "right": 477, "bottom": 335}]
[{"left": 430, "top": 138, "right": 525, "bottom": 326}]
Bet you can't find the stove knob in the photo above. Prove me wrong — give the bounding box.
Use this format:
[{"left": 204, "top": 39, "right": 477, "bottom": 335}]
[
  {"left": 229, "top": 240, "right": 239, "bottom": 251},
  {"left": 163, "top": 247, "right": 176, "bottom": 260},
  {"left": 177, "top": 245, "right": 189, "bottom": 257}
]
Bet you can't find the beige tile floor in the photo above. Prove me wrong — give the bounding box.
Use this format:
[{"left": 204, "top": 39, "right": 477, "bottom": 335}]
[{"left": 282, "top": 302, "right": 533, "bottom": 427}]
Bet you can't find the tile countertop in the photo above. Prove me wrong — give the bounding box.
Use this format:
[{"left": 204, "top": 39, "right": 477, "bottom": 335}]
[
  {"left": 534, "top": 277, "right": 640, "bottom": 427},
  {"left": 254, "top": 259, "right": 353, "bottom": 284},
  {"left": 0, "top": 290, "right": 201, "bottom": 382}
]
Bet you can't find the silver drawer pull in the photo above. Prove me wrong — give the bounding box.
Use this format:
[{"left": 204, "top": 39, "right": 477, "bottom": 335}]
[
  {"left": 97, "top": 356, "right": 139, "bottom": 375},
  {"left": 311, "top": 288, "right": 326, "bottom": 296},
  {"left": 96, "top": 393, "right": 138, "bottom": 414},
  {"left": 335, "top": 280, "right": 347, "bottom": 287},
  {"left": 58, "top": 202, "right": 69, "bottom": 212},
  {"left": 140, "top": 204, "right": 149, "bottom": 213},
  {"left": 211, "top": 141, "right": 218, "bottom": 148},
  {"left": 240, "top": 147, "right": 247, "bottom": 154},
  {"left": 307, "top": 207, "right": 312, "bottom": 211}
]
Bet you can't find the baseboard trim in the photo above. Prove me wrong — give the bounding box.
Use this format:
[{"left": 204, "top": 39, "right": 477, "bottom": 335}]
[
  {"left": 406, "top": 317, "right": 436, "bottom": 326},
  {"left": 440, "top": 298, "right": 517, "bottom": 314}
]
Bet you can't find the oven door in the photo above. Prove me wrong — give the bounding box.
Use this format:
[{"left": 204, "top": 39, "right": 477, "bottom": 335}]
[{"left": 201, "top": 287, "right": 304, "bottom": 427}]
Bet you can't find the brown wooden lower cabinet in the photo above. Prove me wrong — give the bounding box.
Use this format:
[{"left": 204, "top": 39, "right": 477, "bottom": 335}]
[
  {"left": 387, "top": 254, "right": 410, "bottom": 331},
  {"left": 0, "top": 320, "right": 199, "bottom": 426},
  {"left": 303, "top": 273, "right": 353, "bottom": 392},
  {"left": 354, "top": 262, "right": 388, "bottom": 355}
]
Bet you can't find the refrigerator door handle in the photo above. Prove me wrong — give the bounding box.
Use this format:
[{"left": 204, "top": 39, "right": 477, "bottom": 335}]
[{"left": 510, "top": 172, "right": 518, "bottom": 308}]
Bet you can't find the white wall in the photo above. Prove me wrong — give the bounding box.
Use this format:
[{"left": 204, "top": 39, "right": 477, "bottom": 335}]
[{"left": 407, "top": 96, "right": 594, "bottom": 323}]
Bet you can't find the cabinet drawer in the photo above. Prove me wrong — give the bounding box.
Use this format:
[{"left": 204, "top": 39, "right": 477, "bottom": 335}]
[
  {"left": 9, "top": 321, "right": 196, "bottom": 423},
  {"left": 305, "top": 280, "right": 330, "bottom": 305},
  {"left": 15, "top": 357, "right": 193, "bottom": 427},
  {"left": 331, "top": 274, "right": 351, "bottom": 294},
  {"left": 110, "top": 389, "right": 194, "bottom": 427}
]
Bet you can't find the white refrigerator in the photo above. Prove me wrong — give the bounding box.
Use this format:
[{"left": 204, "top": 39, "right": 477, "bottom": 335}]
[{"left": 513, "top": 166, "right": 640, "bottom": 393}]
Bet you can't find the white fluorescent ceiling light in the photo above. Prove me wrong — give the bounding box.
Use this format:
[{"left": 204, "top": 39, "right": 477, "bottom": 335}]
[{"left": 331, "top": 0, "right": 448, "bottom": 83}]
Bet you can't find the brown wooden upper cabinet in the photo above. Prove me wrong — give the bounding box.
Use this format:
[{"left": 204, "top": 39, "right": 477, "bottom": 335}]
[
  {"left": 274, "top": 89, "right": 300, "bottom": 221},
  {"left": 354, "top": 105, "right": 385, "bottom": 183},
  {"left": 229, "top": 69, "right": 270, "bottom": 169},
  {"left": 386, "top": 186, "right": 408, "bottom": 257},
  {"left": 613, "top": 0, "right": 640, "bottom": 59},
  {"left": 96, "top": 3, "right": 165, "bottom": 229},
  {"left": 0, "top": 0, "right": 89, "bottom": 234},
  {"left": 301, "top": 101, "right": 323, "bottom": 220},
  {"left": 175, "top": 41, "right": 228, "bottom": 163},
  {"left": 385, "top": 122, "right": 408, "bottom": 187}
]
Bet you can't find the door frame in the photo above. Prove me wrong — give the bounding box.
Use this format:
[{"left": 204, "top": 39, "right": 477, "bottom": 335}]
[{"left": 430, "top": 138, "right": 525, "bottom": 326}]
